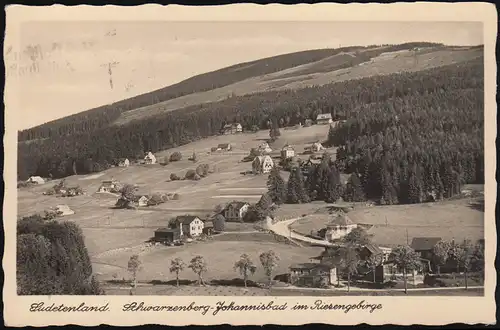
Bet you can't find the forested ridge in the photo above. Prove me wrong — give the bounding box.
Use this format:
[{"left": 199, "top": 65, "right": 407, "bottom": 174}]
[{"left": 18, "top": 42, "right": 443, "bottom": 142}]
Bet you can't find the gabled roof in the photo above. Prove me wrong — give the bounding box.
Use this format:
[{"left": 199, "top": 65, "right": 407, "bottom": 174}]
[
  {"left": 327, "top": 213, "right": 355, "bottom": 226},
  {"left": 232, "top": 123, "right": 242, "bottom": 127},
  {"left": 364, "top": 243, "right": 383, "bottom": 255},
  {"left": 316, "top": 113, "right": 332, "bottom": 120},
  {"left": 176, "top": 215, "right": 201, "bottom": 225},
  {"left": 218, "top": 143, "right": 230, "bottom": 148},
  {"left": 155, "top": 227, "right": 180, "bottom": 234},
  {"left": 410, "top": 237, "right": 442, "bottom": 251},
  {"left": 290, "top": 262, "right": 333, "bottom": 270},
  {"left": 132, "top": 195, "right": 149, "bottom": 202},
  {"left": 226, "top": 201, "right": 249, "bottom": 210},
  {"left": 282, "top": 145, "right": 295, "bottom": 150},
  {"left": 223, "top": 124, "right": 233, "bottom": 129},
  {"left": 144, "top": 152, "right": 155, "bottom": 159}
]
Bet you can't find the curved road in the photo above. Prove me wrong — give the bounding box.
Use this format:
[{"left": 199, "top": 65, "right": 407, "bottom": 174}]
[{"left": 268, "top": 217, "right": 337, "bottom": 247}]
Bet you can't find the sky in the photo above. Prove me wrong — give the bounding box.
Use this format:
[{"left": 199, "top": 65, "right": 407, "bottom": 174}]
[{"left": 6, "top": 20, "right": 483, "bottom": 130}]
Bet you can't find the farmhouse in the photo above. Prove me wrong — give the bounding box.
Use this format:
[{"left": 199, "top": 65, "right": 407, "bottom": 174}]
[
  {"left": 324, "top": 212, "right": 358, "bottom": 241},
  {"left": 97, "top": 179, "right": 121, "bottom": 193},
  {"left": 223, "top": 201, "right": 250, "bottom": 222},
  {"left": 281, "top": 145, "right": 295, "bottom": 159},
  {"left": 54, "top": 204, "right": 75, "bottom": 216},
  {"left": 144, "top": 152, "right": 157, "bottom": 164},
  {"left": 311, "top": 142, "right": 325, "bottom": 152},
  {"left": 216, "top": 143, "right": 232, "bottom": 151},
  {"left": 222, "top": 123, "right": 242, "bottom": 135},
  {"left": 27, "top": 176, "right": 45, "bottom": 184},
  {"left": 175, "top": 215, "right": 205, "bottom": 238},
  {"left": 252, "top": 155, "right": 274, "bottom": 174},
  {"left": 153, "top": 228, "right": 181, "bottom": 244},
  {"left": 289, "top": 263, "right": 337, "bottom": 288},
  {"left": 132, "top": 195, "right": 150, "bottom": 207},
  {"left": 316, "top": 113, "right": 333, "bottom": 125},
  {"left": 258, "top": 142, "right": 273, "bottom": 154},
  {"left": 118, "top": 158, "right": 130, "bottom": 167}
]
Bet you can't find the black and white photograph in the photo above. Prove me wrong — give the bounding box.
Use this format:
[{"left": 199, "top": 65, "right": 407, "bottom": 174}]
[{"left": 3, "top": 3, "right": 496, "bottom": 327}]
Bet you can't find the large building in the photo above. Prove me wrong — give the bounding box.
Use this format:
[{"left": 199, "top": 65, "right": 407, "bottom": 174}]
[{"left": 175, "top": 215, "right": 205, "bottom": 237}]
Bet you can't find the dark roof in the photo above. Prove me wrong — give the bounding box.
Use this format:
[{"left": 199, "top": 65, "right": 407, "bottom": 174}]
[
  {"left": 410, "top": 237, "right": 442, "bottom": 251},
  {"left": 204, "top": 221, "right": 214, "bottom": 228},
  {"left": 327, "top": 213, "right": 354, "bottom": 226},
  {"left": 218, "top": 143, "right": 230, "bottom": 148},
  {"left": 364, "top": 243, "right": 383, "bottom": 255},
  {"left": 226, "top": 201, "right": 249, "bottom": 210},
  {"left": 290, "top": 263, "right": 331, "bottom": 270},
  {"left": 176, "top": 215, "right": 201, "bottom": 225},
  {"left": 223, "top": 124, "right": 233, "bottom": 129}
]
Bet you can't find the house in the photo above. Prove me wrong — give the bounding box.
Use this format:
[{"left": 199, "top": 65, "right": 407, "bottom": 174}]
[
  {"left": 289, "top": 263, "right": 337, "bottom": 288},
  {"left": 311, "top": 142, "right": 325, "bottom": 152},
  {"left": 97, "top": 179, "right": 121, "bottom": 193},
  {"left": 258, "top": 142, "right": 273, "bottom": 154},
  {"left": 316, "top": 113, "right": 333, "bottom": 125},
  {"left": 281, "top": 145, "right": 295, "bottom": 159},
  {"left": 223, "top": 201, "right": 250, "bottom": 222},
  {"left": 217, "top": 143, "right": 232, "bottom": 151},
  {"left": 222, "top": 123, "right": 242, "bottom": 135},
  {"left": 202, "top": 221, "right": 214, "bottom": 236},
  {"left": 175, "top": 215, "right": 205, "bottom": 237},
  {"left": 133, "top": 195, "right": 150, "bottom": 207},
  {"left": 118, "top": 158, "right": 130, "bottom": 167},
  {"left": 153, "top": 228, "right": 181, "bottom": 244},
  {"left": 252, "top": 155, "right": 274, "bottom": 174},
  {"left": 324, "top": 212, "right": 358, "bottom": 241},
  {"left": 27, "top": 176, "right": 45, "bottom": 184},
  {"left": 144, "top": 152, "right": 157, "bottom": 164},
  {"left": 54, "top": 204, "right": 75, "bottom": 216},
  {"left": 410, "top": 237, "right": 442, "bottom": 262}
]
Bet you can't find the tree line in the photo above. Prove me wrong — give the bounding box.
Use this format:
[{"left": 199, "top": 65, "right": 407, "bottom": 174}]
[
  {"left": 18, "top": 53, "right": 482, "bottom": 185},
  {"left": 17, "top": 214, "right": 103, "bottom": 295}
]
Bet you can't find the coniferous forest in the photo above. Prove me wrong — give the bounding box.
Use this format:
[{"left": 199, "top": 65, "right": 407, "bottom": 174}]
[{"left": 17, "top": 45, "right": 484, "bottom": 205}]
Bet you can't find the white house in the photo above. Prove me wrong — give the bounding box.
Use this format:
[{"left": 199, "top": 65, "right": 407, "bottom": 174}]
[
  {"left": 258, "top": 142, "right": 273, "bottom": 154},
  {"left": 118, "top": 158, "right": 130, "bottom": 167},
  {"left": 252, "top": 155, "right": 274, "bottom": 174},
  {"left": 222, "top": 123, "right": 242, "bottom": 135},
  {"left": 144, "top": 152, "right": 157, "bottom": 164},
  {"left": 311, "top": 142, "right": 325, "bottom": 152},
  {"left": 233, "top": 123, "right": 243, "bottom": 133},
  {"left": 27, "top": 176, "right": 45, "bottom": 184},
  {"left": 325, "top": 212, "right": 358, "bottom": 241},
  {"left": 54, "top": 204, "right": 75, "bottom": 216},
  {"left": 217, "top": 143, "right": 232, "bottom": 151},
  {"left": 133, "top": 195, "right": 149, "bottom": 207},
  {"left": 223, "top": 201, "right": 250, "bottom": 222},
  {"left": 175, "top": 215, "right": 205, "bottom": 237},
  {"left": 316, "top": 113, "right": 333, "bottom": 125},
  {"left": 281, "top": 145, "right": 295, "bottom": 159}
]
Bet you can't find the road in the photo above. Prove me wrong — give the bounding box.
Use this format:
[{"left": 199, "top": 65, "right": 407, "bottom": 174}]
[{"left": 268, "top": 217, "right": 337, "bottom": 247}]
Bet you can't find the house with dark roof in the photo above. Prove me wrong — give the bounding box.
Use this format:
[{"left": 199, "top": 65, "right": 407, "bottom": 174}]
[
  {"left": 289, "top": 262, "right": 338, "bottom": 288},
  {"left": 97, "top": 179, "right": 121, "bottom": 193},
  {"left": 411, "top": 237, "right": 443, "bottom": 262},
  {"left": 153, "top": 227, "right": 181, "bottom": 244},
  {"left": 223, "top": 201, "right": 250, "bottom": 222},
  {"left": 216, "top": 143, "right": 232, "bottom": 151},
  {"left": 175, "top": 215, "right": 205, "bottom": 237},
  {"left": 221, "top": 123, "right": 242, "bottom": 135}
]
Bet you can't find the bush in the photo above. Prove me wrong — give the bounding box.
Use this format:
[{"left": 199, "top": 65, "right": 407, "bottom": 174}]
[
  {"left": 172, "top": 193, "right": 180, "bottom": 200},
  {"left": 196, "top": 163, "right": 210, "bottom": 177},
  {"left": 170, "top": 152, "right": 182, "bottom": 162},
  {"left": 170, "top": 173, "right": 181, "bottom": 181},
  {"left": 185, "top": 169, "right": 197, "bottom": 180}
]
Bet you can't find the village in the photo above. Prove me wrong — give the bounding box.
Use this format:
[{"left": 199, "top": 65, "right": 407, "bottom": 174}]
[{"left": 18, "top": 112, "right": 485, "bottom": 296}]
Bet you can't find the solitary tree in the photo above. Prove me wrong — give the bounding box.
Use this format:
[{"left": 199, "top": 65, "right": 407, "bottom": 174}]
[
  {"left": 388, "top": 245, "right": 421, "bottom": 294},
  {"left": 169, "top": 258, "right": 186, "bottom": 287},
  {"left": 189, "top": 255, "right": 208, "bottom": 286},
  {"left": 432, "top": 240, "right": 452, "bottom": 274},
  {"left": 127, "top": 254, "right": 142, "bottom": 293},
  {"left": 342, "top": 226, "right": 373, "bottom": 246},
  {"left": 234, "top": 254, "right": 257, "bottom": 288},
  {"left": 338, "top": 244, "right": 360, "bottom": 292},
  {"left": 259, "top": 250, "right": 280, "bottom": 287}
]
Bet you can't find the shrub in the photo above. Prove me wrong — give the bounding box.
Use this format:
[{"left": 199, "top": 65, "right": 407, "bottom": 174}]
[
  {"left": 170, "top": 173, "right": 181, "bottom": 181},
  {"left": 172, "top": 193, "right": 180, "bottom": 200},
  {"left": 170, "top": 152, "right": 182, "bottom": 162},
  {"left": 185, "top": 169, "right": 197, "bottom": 180},
  {"left": 196, "top": 164, "right": 210, "bottom": 177}
]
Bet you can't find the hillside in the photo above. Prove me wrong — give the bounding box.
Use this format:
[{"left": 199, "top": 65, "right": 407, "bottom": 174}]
[{"left": 17, "top": 43, "right": 484, "bottom": 183}]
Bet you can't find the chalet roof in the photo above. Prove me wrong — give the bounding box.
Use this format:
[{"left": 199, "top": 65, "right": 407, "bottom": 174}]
[
  {"left": 176, "top": 215, "right": 201, "bottom": 225},
  {"left": 316, "top": 113, "right": 332, "bottom": 120},
  {"left": 327, "top": 213, "right": 355, "bottom": 226},
  {"left": 204, "top": 221, "right": 214, "bottom": 228},
  {"left": 223, "top": 124, "right": 233, "bottom": 129},
  {"left": 290, "top": 263, "right": 330, "bottom": 270},
  {"left": 410, "top": 237, "right": 442, "bottom": 251},
  {"left": 100, "top": 181, "right": 116, "bottom": 187},
  {"left": 218, "top": 143, "right": 230, "bottom": 148},
  {"left": 232, "top": 123, "right": 242, "bottom": 127},
  {"left": 254, "top": 155, "right": 273, "bottom": 163},
  {"left": 226, "top": 201, "right": 249, "bottom": 210},
  {"left": 282, "top": 145, "right": 295, "bottom": 150},
  {"left": 132, "top": 194, "right": 149, "bottom": 202}
]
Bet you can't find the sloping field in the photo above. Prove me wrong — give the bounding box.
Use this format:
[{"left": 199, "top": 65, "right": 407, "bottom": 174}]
[
  {"left": 94, "top": 240, "right": 323, "bottom": 282},
  {"left": 113, "top": 46, "right": 482, "bottom": 126},
  {"left": 347, "top": 198, "right": 484, "bottom": 247}
]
